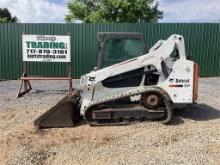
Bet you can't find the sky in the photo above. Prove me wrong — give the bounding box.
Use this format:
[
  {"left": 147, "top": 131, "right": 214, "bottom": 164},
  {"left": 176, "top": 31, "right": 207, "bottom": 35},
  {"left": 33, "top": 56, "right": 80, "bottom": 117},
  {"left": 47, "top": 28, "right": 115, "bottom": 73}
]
[{"left": 0, "top": 0, "right": 220, "bottom": 23}]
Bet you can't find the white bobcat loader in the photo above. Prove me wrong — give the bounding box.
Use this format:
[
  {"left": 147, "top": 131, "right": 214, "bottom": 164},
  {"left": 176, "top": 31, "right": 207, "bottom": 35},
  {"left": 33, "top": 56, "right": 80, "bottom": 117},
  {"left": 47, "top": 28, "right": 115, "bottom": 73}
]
[{"left": 34, "top": 32, "right": 199, "bottom": 128}]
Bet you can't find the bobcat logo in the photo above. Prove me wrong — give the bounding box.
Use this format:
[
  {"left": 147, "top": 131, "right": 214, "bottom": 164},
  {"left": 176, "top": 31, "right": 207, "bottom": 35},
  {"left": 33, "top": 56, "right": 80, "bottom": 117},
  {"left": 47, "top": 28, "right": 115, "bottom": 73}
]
[{"left": 169, "top": 78, "right": 174, "bottom": 83}]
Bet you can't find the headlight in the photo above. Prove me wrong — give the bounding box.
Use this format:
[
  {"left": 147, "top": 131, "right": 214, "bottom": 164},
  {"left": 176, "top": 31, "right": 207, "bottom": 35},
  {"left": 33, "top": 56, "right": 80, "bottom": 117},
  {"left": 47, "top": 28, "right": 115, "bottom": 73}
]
[{"left": 80, "top": 75, "right": 86, "bottom": 86}]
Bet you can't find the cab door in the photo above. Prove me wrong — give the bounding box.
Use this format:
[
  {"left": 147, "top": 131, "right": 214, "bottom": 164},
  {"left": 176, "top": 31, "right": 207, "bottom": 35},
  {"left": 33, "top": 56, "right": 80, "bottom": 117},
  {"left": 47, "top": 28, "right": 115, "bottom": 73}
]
[
  {"left": 99, "top": 38, "right": 147, "bottom": 88},
  {"left": 101, "top": 38, "right": 146, "bottom": 68}
]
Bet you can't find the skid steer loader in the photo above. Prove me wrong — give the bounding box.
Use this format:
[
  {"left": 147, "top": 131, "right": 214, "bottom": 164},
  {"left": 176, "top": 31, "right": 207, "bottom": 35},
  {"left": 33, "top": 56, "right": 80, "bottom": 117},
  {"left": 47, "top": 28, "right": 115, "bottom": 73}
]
[{"left": 34, "top": 32, "right": 199, "bottom": 128}]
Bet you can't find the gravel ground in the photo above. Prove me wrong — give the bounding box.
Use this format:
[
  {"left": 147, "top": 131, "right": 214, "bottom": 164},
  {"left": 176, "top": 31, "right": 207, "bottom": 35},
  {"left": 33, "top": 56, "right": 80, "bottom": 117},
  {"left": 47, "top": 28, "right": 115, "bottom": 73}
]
[{"left": 0, "top": 78, "right": 219, "bottom": 165}]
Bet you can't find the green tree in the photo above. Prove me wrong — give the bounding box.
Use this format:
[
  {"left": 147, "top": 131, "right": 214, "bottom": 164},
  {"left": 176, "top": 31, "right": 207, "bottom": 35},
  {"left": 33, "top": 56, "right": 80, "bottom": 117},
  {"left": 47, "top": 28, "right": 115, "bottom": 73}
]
[
  {"left": 65, "top": 0, "right": 163, "bottom": 23},
  {"left": 0, "top": 8, "right": 18, "bottom": 23}
]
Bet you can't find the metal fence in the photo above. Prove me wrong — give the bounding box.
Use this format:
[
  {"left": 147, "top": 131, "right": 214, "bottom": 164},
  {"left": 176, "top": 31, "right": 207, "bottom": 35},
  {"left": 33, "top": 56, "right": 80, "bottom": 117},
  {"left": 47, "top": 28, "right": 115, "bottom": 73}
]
[{"left": 0, "top": 23, "right": 219, "bottom": 80}]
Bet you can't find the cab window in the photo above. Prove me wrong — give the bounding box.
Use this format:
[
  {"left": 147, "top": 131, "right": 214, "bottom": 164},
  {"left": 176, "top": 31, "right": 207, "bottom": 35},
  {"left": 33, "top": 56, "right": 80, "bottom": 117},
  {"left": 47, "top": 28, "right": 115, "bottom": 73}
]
[{"left": 102, "top": 38, "right": 145, "bottom": 68}]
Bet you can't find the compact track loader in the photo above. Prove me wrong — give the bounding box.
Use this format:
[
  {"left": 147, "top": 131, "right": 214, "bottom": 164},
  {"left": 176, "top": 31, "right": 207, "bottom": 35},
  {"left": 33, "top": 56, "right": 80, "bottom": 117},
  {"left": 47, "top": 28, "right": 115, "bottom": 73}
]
[{"left": 34, "top": 32, "right": 199, "bottom": 128}]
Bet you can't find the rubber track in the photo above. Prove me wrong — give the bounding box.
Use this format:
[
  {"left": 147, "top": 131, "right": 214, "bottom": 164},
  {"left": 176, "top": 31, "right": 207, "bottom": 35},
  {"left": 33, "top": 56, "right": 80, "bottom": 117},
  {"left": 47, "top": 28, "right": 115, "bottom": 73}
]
[{"left": 83, "top": 86, "right": 173, "bottom": 126}]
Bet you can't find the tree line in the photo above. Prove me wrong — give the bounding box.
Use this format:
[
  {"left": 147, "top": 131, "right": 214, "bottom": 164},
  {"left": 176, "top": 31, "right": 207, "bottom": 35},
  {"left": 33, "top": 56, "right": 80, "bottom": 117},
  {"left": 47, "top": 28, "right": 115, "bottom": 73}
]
[{"left": 1, "top": 0, "right": 162, "bottom": 23}]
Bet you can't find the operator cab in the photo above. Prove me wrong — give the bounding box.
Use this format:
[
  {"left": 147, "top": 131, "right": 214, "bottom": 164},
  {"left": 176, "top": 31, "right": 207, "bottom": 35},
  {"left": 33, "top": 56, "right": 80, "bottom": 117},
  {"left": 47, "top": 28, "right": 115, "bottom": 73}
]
[
  {"left": 96, "top": 32, "right": 149, "bottom": 88},
  {"left": 96, "top": 32, "right": 148, "bottom": 69}
]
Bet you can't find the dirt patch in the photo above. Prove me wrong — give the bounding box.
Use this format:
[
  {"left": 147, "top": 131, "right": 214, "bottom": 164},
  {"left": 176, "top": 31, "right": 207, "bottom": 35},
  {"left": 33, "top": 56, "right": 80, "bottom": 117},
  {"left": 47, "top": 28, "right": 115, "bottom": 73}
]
[{"left": 0, "top": 78, "right": 220, "bottom": 164}]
